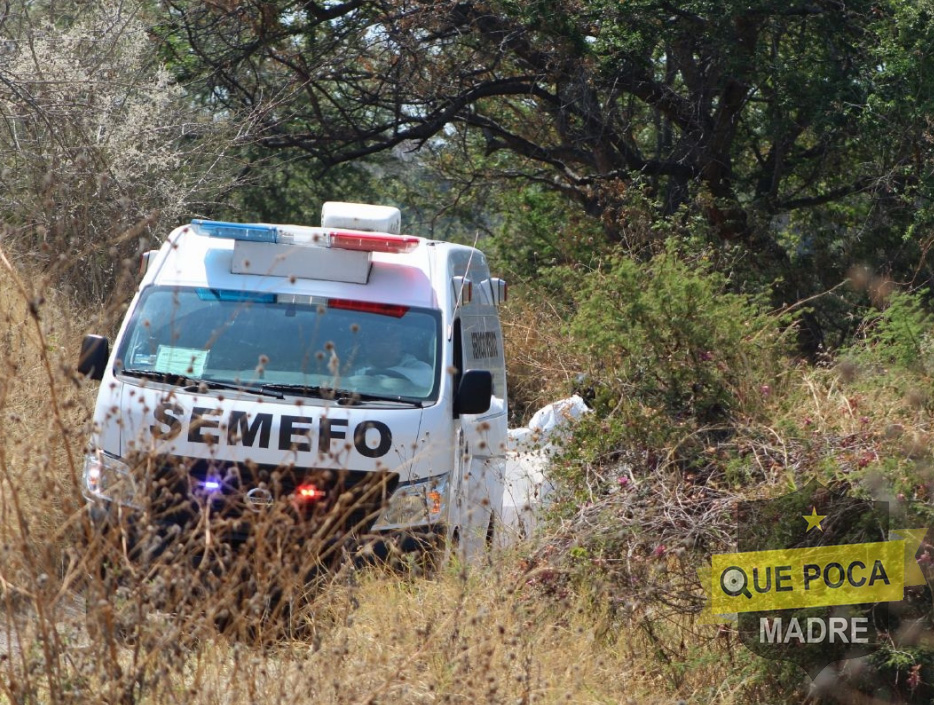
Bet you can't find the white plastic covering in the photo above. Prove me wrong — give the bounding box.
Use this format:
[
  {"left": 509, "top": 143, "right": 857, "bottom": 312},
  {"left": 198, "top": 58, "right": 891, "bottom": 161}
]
[{"left": 500, "top": 395, "right": 590, "bottom": 542}]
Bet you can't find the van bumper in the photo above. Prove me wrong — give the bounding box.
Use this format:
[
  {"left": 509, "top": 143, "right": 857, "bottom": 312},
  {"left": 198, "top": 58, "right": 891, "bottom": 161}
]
[{"left": 84, "top": 497, "right": 445, "bottom": 565}]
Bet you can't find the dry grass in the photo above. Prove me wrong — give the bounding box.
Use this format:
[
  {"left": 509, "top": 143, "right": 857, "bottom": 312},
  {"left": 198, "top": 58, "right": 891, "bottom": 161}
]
[
  {"left": 161, "top": 567, "right": 673, "bottom": 705},
  {"left": 0, "top": 254, "right": 756, "bottom": 704},
  {"left": 7, "top": 250, "right": 933, "bottom": 703},
  {"left": 500, "top": 295, "right": 583, "bottom": 425}
]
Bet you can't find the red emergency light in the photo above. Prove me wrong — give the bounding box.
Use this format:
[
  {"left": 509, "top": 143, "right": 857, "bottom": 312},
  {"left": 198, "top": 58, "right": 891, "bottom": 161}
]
[
  {"left": 327, "top": 230, "right": 420, "bottom": 254},
  {"left": 295, "top": 483, "right": 326, "bottom": 502}
]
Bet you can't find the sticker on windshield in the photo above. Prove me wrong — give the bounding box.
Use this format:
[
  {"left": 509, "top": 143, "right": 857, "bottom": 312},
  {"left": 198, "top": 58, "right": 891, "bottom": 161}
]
[
  {"left": 131, "top": 353, "right": 156, "bottom": 368},
  {"left": 155, "top": 345, "right": 208, "bottom": 376}
]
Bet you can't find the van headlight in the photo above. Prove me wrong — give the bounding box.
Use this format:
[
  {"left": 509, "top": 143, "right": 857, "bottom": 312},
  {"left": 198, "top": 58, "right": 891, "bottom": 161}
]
[
  {"left": 82, "top": 450, "right": 139, "bottom": 507},
  {"left": 373, "top": 474, "right": 448, "bottom": 530}
]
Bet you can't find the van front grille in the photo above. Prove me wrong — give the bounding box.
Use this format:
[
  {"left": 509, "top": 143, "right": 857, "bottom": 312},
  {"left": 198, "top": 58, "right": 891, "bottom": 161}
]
[{"left": 133, "top": 455, "right": 398, "bottom": 543}]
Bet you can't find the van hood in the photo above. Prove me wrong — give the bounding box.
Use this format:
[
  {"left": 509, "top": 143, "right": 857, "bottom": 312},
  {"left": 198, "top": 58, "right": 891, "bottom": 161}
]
[{"left": 94, "top": 380, "right": 446, "bottom": 483}]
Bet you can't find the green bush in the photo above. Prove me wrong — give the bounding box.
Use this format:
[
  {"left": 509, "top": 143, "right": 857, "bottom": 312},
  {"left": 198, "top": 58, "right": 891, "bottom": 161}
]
[
  {"left": 567, "top": 246, "right": 791, "bottom": 423},
  {"left": 542, "top": 245, "right": 793, "bottom": 524},
  {"left": 845, "top": 289, "right": 934, "bottom": 374},
  {"left": 487, "top": 185, "right": 609, "bottom": 279}
]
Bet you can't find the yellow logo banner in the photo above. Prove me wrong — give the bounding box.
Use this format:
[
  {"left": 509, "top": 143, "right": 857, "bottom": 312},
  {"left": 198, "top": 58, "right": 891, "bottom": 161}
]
[{"left": 710, "top": 540, "right": 905, "bottom": 615}]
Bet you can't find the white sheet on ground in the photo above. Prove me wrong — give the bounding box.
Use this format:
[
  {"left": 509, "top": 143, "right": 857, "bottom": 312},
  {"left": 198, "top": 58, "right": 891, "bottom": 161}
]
[{"left": 500, "top": 395, "right": 590, "bottom": 542}]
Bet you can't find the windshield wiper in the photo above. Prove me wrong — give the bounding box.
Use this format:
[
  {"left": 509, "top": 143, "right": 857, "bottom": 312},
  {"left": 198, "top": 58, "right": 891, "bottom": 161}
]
[
  {"left": 120, "top": 368, "right": 187, "bottom": 383},
  {"left": 258, "top": 383, "right": 423, "bottom": 406},
  {"left": 185, "top": 379, "right": 284, "bottom": 399},
  {"left": 258, "top": 383, "right": 330, "bottom": 399},
  {"left": 332, "top": 389, "right": 424, "bottom": 407},
  {"left": 120, "top": 370, "right": 284, "bottom": 399}
]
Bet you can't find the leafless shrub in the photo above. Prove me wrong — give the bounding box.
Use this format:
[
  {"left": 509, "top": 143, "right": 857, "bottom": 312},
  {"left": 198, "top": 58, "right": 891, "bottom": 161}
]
[{"left": 0, "top": 0, "right": 240, "bottom": 301}]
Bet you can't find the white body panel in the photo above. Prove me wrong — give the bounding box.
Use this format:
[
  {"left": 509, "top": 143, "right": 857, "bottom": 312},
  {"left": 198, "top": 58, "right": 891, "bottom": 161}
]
[{"left": 85, "top": 212, "right": 508, "bottom": 553}]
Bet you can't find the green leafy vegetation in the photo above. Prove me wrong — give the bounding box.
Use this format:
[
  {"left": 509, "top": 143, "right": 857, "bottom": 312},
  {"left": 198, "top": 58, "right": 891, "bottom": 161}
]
[{"left": 845, "top": 289, "right": 934, "bottom": 373}]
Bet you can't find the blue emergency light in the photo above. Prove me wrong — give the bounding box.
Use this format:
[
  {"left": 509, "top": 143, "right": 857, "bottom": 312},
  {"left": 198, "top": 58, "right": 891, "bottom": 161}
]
[{"left": 191, "top": 219, "right": 279, "bottom": 243}]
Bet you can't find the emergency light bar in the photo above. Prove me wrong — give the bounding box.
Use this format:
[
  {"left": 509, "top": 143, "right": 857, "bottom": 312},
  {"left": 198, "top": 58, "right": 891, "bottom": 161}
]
[
  {"left": 190, "top": 219, "right": 419, "bottom": 254},
  {"left": 188, "top": 289, "right": 412, "bottom": 317}
]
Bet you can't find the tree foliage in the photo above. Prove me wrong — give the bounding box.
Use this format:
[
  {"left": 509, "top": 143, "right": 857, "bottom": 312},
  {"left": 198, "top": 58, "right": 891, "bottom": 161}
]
[{"left": 158, "top": 2, "right": 934, "bottom": 242}]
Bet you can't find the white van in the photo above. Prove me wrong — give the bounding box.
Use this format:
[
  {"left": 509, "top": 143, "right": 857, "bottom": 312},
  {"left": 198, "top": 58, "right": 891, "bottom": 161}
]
[{"left": 77, "top": 202, "right": 508, "bottom": 561}]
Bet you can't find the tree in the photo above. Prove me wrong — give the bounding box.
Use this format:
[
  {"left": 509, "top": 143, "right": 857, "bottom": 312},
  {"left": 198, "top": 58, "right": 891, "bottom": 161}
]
[
  {"left": 0, "top": 0, "right": 240, "bottom": 300},
  {"left": 158, "top": 0, "right": 934, "bottom": 347}
]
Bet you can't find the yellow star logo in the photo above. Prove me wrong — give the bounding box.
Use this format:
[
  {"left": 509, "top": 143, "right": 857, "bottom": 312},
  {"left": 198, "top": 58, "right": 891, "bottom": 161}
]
[{"left": 803, "top": 506, "right": 827, "bottom": 532}]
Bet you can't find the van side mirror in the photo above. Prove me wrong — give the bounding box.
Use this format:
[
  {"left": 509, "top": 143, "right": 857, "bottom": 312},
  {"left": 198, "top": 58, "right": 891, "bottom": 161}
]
[
  {"left": 139, "top": 249, "right": 158, "bottom": 277},
  {"left": 454, "top": 369, "right": 493, "bottom": 415},
  {"left": 485, "top": 277, "right": 508, "bottom": 305},
  {"left": 77, "top": 335, "right": 109, "bottom": 380}
]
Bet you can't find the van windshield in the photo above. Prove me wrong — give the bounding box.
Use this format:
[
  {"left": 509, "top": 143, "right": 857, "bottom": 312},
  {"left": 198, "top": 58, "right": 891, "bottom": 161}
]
[{"left": 114, "top": 286, "right": 441, "bottom": 402}]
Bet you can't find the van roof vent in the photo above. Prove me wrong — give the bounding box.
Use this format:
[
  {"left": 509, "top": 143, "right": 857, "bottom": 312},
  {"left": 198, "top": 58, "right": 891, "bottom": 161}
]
[{"left": 322, "top": 202, "right": 401, "bottom": 234}]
